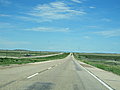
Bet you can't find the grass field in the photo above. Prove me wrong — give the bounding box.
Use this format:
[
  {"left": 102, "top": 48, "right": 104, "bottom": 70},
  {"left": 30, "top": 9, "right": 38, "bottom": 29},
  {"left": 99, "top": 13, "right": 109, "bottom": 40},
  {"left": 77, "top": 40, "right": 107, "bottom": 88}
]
[
  {"left": 0, "top": 53, "right": 69, "bottom": 66},
  {"left": 74, "top": 53, "right": 120, "bottom": 75},
  {"left": 0, "top": 50, "right": 59, "bottom": 57}
]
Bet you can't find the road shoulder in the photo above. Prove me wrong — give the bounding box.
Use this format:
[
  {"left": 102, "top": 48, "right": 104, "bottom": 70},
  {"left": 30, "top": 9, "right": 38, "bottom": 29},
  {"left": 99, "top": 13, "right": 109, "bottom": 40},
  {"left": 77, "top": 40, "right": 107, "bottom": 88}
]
[{"left": 77, "top": 60, "right": 120, "bottom": 90}]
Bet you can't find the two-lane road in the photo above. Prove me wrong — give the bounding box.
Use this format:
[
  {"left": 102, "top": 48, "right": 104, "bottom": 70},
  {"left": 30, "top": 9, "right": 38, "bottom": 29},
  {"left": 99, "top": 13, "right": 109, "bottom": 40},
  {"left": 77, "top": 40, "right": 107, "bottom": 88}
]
[{"left": 0, "top": 54, "right": 112, "bottom": 90}]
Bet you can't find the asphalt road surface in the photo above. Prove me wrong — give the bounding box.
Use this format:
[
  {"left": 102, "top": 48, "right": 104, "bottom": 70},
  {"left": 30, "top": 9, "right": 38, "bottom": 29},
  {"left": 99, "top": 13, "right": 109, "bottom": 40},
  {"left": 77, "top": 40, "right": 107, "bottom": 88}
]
[{"left": 0, "top": 54, "right": 111, "bottom": 90}]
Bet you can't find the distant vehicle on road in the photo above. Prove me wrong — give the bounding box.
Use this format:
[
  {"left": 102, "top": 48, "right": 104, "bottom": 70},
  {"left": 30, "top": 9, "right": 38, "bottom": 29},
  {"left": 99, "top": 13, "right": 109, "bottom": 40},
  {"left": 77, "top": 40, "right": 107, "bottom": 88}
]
[{"left": 24, "top": 54, "right": 31, "bottom": 57}]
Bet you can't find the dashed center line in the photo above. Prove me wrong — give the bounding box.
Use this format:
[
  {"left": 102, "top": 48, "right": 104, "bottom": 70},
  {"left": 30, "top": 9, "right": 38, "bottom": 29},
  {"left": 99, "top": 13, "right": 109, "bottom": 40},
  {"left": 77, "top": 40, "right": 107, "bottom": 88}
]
[
  {"left": 27, "top": 62, "right": 62, "bottom": 79},
  {"left": 27, "top": 73, "right": 38, "bottom": 79},
  {"left": 48, "top": 67, "right": 52, "bottom": 70}
]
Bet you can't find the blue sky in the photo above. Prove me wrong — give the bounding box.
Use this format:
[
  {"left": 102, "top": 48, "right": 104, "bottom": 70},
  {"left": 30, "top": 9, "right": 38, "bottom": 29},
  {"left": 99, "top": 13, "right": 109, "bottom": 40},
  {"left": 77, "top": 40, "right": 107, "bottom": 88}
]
[{"left": 0, "top": 0, "right": 120, "bottom": 53}]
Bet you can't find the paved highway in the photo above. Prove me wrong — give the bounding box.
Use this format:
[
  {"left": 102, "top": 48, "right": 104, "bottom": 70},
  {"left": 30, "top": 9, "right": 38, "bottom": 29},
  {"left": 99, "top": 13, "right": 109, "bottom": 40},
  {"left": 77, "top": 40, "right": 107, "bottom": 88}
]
[{"left": 0, "top": 54, "right": 112, "bottom": 90}]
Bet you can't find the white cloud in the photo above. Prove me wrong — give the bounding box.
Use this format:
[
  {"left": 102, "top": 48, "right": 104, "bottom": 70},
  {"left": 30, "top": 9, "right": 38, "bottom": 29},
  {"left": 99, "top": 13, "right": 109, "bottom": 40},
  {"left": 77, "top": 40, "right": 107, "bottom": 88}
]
[
  {"left": 17, "top": 16, "right": 48, "bottom": 23},
  {"left": 89, "top": 6, "right": 96, "bottom": 9},
  {"left": 0, "top": 0, "right": 11, "bottom": 5},
  {"left": 71, "top": 0, "right": 82, "bottom": 3},
  {"left": 23, "top": 1, "right": 86, "bottom": 22},
  {"left": 87, "top": 25, "right": 99, "bottom": 28},
  {"left": 101, "top": 18, "right": 111, "bottom": 22},
  {"left": 83, "top": 36, "right": 91, "bottom": 39},
  {"left": 25, "top": 27, "right": 70, "bottom": 32},
  {"left": 0, "top": 22, "right": 14, "bottom": 28},
  {"left": 94, "top": 30, "right": 120, "bottom": 37},
  {"left": 0, "top": 14, "right": 11, "bottom": 17}
]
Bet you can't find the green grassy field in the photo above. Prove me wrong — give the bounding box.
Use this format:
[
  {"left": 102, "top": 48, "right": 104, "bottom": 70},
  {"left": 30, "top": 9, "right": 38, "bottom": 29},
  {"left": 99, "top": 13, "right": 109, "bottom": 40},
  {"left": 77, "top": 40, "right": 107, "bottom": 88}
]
[
  {"left": 0, "top": 50, "right": 59, "bottom": 57},
  {"left": 74, "top": 53, "right": 120, "bottom": 75},
  {"left": 0, "top": 53, "right": 69, "bottom": 66}
]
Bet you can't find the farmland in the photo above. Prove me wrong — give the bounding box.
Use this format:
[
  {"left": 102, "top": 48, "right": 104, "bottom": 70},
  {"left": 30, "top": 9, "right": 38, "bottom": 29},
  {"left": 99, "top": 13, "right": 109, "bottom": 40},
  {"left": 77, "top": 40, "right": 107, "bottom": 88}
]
[
  {"left": 74, "top": 53, "right": 120, "bottom": 75},
  {"left": 0, "top": 52, "right": 69, "bottom": 65},
  {"left": 0, "top": 50, "right": 59, "bottom": 58}
]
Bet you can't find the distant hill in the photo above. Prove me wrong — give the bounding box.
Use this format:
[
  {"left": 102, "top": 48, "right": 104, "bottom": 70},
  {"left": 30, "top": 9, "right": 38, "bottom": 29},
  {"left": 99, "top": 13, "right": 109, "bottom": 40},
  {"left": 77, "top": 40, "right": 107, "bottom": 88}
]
[
  {"left": 14, "top": 49, "right": 30, "bottom": 51},
  {"left": 0, "top": 49, "right": 30, "bottom": 51}
]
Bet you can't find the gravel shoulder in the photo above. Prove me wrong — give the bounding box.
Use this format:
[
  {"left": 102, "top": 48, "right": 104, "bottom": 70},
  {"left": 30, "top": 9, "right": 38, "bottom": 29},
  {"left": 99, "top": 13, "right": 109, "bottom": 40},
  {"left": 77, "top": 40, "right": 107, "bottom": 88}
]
[{"left": 77, "top": 60, "right": 120, "bottom": 90}]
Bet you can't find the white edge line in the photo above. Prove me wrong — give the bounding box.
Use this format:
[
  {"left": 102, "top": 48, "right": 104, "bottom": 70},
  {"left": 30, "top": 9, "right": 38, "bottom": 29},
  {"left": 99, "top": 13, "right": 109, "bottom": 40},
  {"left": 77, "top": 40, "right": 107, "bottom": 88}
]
[
  {"left": 82, "top": 67, "right": 114, "bottom": 90},
  {"left": 27, "top": 73, "right": 38, "bottom": 79},
  {"left": 72, "top": 56, "right": 114, "bottom": 90},
  {"left": 77, "top": 61, "right": 114, "bottom": 90}
]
